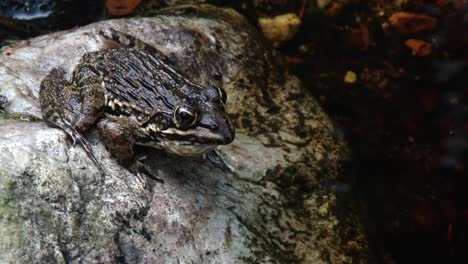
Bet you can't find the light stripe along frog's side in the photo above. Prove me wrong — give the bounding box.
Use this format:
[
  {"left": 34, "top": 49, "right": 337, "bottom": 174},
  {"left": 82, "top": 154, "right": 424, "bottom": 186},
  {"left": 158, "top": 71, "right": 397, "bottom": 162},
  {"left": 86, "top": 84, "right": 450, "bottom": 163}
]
[{"left": 39, "top": 28, "right": 234, "bottom": 178}]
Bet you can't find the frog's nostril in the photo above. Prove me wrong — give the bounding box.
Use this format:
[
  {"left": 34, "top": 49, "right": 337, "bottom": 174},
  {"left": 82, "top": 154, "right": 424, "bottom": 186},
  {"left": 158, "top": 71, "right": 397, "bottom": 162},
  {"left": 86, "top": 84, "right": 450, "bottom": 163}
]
[{"left": 210, "top": 123, "right": 219, "bottom": 130}]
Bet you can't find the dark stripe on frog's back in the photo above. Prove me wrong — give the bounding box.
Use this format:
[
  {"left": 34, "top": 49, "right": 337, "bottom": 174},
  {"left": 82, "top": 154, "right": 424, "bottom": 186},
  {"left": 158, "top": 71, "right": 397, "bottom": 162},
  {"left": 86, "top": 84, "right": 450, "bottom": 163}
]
[{"left": 77, "top": 48, "right": 182, "bottom": 112}]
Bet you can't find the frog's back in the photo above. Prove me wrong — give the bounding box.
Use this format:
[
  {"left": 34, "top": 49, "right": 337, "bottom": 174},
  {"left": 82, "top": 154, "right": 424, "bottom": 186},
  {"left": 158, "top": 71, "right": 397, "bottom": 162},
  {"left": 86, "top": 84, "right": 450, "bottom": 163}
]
[{"left": 75, "top": 48, "right": 183, "bottom": 122}]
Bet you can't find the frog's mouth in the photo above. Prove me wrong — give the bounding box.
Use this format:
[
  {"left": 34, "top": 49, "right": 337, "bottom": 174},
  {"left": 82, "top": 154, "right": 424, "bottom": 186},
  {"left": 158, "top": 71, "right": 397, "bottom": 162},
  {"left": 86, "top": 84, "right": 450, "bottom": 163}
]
[
  {"left": 161, "top": 141, "right": 218, "bottom": 156},
  {"left": 154, "top": 118, "right": 234, "bottom": 144},
  {"left": 136, "top": 139, "right": 217, "bottom": 156},
  {"left": 139, "top": 119, "right": 234, "bottom": 156}
]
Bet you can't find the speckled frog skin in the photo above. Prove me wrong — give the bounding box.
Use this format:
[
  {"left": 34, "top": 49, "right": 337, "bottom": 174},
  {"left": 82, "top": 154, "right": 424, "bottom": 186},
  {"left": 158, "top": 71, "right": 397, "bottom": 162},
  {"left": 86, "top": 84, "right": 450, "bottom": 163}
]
[{"left": 39, "top": 29, "right": 234, "bottom": 175}]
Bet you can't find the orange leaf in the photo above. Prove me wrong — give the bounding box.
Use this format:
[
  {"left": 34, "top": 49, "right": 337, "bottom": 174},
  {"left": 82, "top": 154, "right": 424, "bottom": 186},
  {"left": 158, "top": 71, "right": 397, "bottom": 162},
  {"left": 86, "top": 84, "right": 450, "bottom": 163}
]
[
  {"left": 389, "top": 12, "right": 437, "bottom": 34},
  {"left": 106, "top": 0, "right": 142, "bottom": 16},
  {"left": 405, "top": 39, "right": 432, "bottom": 56}
]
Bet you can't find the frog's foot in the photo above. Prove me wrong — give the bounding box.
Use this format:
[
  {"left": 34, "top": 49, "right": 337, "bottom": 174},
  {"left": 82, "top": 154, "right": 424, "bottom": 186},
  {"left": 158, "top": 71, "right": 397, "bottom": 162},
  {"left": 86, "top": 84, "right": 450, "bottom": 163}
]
[
  {"left": 97, "top": 117, "right": 163, "bottom": 183},
  {"left": 62, "top": 121, "right": 103, "bottom": 173},
  {"left": 42, "top": 116, "right": 103, "bottom": 173},
  {"left": 130, "top": 161, "right": 164, "bottom": 184},
  {"left": 206, "top": 149, "right": 234, "bottom": 173}
]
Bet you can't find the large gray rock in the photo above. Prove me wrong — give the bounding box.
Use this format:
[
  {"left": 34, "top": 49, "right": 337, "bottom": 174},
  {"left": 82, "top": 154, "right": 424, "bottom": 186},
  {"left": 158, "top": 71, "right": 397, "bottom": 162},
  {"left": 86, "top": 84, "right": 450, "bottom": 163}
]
[{"left": 0, "top": 5, "right": 370, "bottom": 263}]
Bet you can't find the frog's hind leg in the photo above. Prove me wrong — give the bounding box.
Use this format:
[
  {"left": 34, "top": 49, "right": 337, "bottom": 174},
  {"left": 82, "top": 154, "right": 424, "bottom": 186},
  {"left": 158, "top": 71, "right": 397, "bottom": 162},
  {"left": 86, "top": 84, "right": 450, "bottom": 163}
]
[
  {"left": 70, "top": 64, "right": 106, "bottom": 132},
  {"left": 39, "top": 67, "right": 105, "bottom": 170}
]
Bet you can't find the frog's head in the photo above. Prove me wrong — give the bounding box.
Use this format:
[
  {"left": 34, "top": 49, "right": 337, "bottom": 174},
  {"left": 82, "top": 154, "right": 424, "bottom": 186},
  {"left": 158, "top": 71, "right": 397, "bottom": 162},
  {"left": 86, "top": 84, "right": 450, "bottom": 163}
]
[{"left": 141, "top": 82, "right": 234, "bottom": 156}]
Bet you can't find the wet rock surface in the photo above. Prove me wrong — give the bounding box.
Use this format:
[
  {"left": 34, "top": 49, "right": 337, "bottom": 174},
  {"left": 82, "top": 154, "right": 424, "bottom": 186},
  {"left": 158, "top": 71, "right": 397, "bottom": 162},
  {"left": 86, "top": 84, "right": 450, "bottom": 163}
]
[
  {"left": 0, "top": 0, "right": 103, "bottom": 42},
  {"left": 0, "top": 5, "right": 369, "bottom": 263}
]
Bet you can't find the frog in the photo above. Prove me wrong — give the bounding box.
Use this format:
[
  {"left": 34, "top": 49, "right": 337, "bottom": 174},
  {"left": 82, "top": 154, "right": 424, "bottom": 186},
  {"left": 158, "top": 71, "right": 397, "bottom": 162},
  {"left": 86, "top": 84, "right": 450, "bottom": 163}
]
[{"left": 39, "top": 28, "right": 234, "bottom": 179}]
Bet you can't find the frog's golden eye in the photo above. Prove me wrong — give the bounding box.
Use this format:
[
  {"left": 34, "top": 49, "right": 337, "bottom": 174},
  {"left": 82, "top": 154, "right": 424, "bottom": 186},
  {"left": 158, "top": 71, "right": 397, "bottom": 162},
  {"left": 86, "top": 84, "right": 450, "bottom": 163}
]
[
  {"left": 174, "top": 106, "right": 197, "bottom": 128},
  {"left": 218, "top": 87, "right": 227, "bottom": 104}
]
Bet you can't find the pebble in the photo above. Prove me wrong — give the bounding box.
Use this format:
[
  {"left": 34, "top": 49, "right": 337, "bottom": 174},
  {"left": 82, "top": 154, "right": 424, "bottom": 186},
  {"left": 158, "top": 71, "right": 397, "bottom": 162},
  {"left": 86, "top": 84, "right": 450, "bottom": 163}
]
[{"left": 344, "top": 71, "right": 357, "bottom": 84}]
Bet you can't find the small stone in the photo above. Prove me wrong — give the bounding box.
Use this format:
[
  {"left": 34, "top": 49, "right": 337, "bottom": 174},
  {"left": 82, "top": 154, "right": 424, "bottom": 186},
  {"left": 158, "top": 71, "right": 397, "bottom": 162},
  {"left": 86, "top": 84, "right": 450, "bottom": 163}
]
[
  {"left": 326, "top": 2, "right": 344, "bottom": 16},
  {"left": 317, "top": 0, "right": 333, "bottom": 9},
  {"left": 344, "top": 71, "right": 357, "bottom": 84},
  {"left": 297, "top": 44, "right": 308, "bottom": 54},
  {"left": 259, "top": 13, "right": 301, "bottom": 43},
  {"left": 449, "top": 97, "right": 459, "bottom": 105},
  {"left": 381, "top": 22, "right": 390, "bottom": 31}
]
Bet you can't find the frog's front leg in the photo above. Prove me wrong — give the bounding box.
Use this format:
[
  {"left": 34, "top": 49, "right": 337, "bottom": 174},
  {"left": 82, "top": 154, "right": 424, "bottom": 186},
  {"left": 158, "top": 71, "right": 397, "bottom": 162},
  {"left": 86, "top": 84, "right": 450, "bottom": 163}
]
[
  {"left": 39, "top": 67, "right": 105, "bottom": 168},
  {"left": 97, "top": 117, "right": 163, "bottom": 182}
]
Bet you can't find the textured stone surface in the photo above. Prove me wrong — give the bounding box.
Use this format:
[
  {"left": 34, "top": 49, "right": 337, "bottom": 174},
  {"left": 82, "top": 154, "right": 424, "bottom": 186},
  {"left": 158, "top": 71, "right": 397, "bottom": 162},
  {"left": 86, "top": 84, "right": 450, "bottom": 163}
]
[{"left": 0, "top": 5, "right": 370, "bottom": 263}]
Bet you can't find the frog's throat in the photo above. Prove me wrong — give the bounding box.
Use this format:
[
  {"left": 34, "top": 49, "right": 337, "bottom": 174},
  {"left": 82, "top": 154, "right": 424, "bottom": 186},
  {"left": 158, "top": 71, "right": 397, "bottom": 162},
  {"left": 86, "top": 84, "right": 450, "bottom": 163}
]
[{"left": 135, "top": 140, "right": 217, "bottom": 156}]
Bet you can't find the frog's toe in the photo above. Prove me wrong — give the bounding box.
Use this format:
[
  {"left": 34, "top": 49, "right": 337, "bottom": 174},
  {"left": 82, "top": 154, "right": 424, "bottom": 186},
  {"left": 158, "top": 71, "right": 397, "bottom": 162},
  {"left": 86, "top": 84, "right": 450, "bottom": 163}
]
[
  {"left": 66, "top": 130, "right": 78, "bottom": 146},
  {"left": 206, "top": 150, "right": 234, "bottom": 173},
  {"left": 130, "top": 161, "right": 164, "bottom": 183},
  {"left": 60, "top": 120, "right": 81, "bottom": 146},
  {"left": 60, "top": 121, "right": 102, "bottom": 172}
]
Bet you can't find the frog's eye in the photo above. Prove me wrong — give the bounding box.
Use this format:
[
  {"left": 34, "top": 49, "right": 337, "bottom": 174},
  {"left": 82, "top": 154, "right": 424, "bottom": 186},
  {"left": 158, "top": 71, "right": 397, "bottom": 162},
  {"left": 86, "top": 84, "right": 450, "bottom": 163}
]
[
  {"left": 174, "top": 106, "right": 197, "bottom": 128},
  {"left": 218, "top": 87, "right": 227, "bottom": 104}
]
